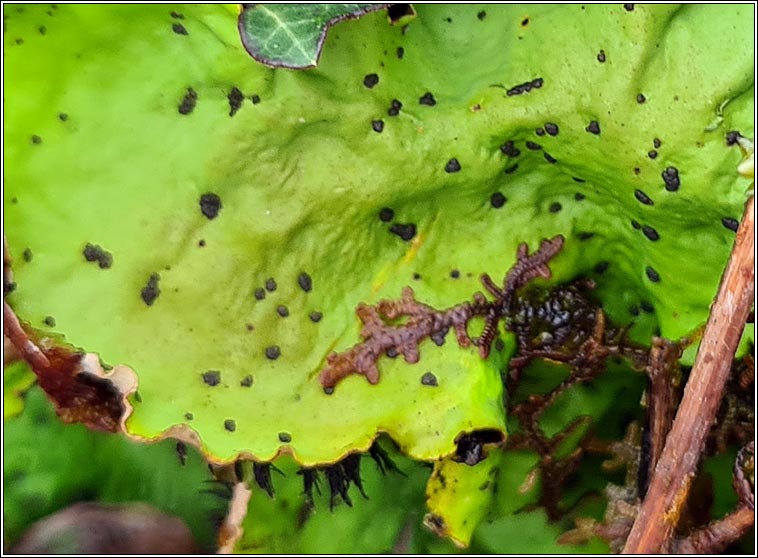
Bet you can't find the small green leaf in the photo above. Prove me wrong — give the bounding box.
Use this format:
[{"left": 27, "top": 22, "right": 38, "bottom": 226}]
[{"left": 238, "top": 3, "right": 389, "bottom": 69}]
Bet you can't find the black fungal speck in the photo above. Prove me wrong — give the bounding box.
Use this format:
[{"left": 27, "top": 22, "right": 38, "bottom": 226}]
[
  {"left": 178, "top": 88, "right": 197, "bottom": 115},
  {"left": 725, "top": 131, "right": 742, "bottom": 146},
  {"left": 648, "top": 150, "right": 658, "bottom": 159},
  {"left": 521, "top": 17, "right": 529, "bottom": 26},
  {"left": 640, "top": 301, "right": 655, "bottom": 313},
  {"left": 198, "top": 239, "right": 206, "bottom": 247},
  {"left": 309, "top": 311, "right": 323, "bottom": 323},
  {"left": 185, "top": 412, "right": 194, "bottom": 420},
  {"left": 388, "top": 99, "right": 402, "bottom": 116},
  {"left": 279, "top": 432, "right": 292, "bottom": 443},
  {"left": 445, "top": 158, "right": 461, "bottom": 173},
  {"left": 199, "top": 193, "right": 222, "bottom": 219},
  {"left": 82, "top": 243, "right": 113, "bottom": 269},
  {"left": 413, "top": 273, "right": 421, "bottom": 280},
  {"left": 379, "top": 207, "right": 394, "bottom": 222},
  {"left": 525, "top": 141, "right": 541, "bottom": 151},
  {"left": 31, "top": 135, "right": 42, "bottom": 145},
  {"left": 265, "top": 278, "right": 277, "bottom": 292},
  {"left": 254, "top": 288, "right": 265, "bottom": 300},
  {"left": 585, "top": 121, "right": 600, "bottom": 135},
  {"left": 594, "top": 261, "right": 609, "bottom": 274},
  {"left": 298, "top": 272, "right": 312, "bottom": 293},
  {"left": 419, "top": 92, "right": 436, "bottom": 106},
  {"left": 631, "top": 220, "right": 641, "bottom": 230},
  {"left": 506, "top": 77, "right": 543, "bottom": 96},
  {"left": 323, "top": 386, "right": 335, "bottom": 395},
  {"left": 574, "top": 192, "right": 586, "bottom": 201},
  {"left": 624, "top": 4, "right": 634, "bottom": 11},
  {"left": 240, "top": 375, "right": 253, "bottom": 388},
  {"left": 544, "top": 122, "right": 559, "bottom": 136},
  {"left": 363, "top": 73, "right": 379, "bottom": 88},
  {"left": 450, "top": 269, "right": 460, "bottom": 279},
  {"left": 549, "top": 202, "right": 562, "bottom": 213},
  {"left": 490, "top": 192, "right": 506, "bottom": 208},
  {"left": 58, "top": 113, "right": 68, "bottom": 122},
  {"left": 636, "top": 93, "right": 646, "bottom": 104},
  {"left": 224, "top": 419, "right": 236, "bottom": 432},
  {"left": 721, "top": 217, "right": 739, "bottom": 232},
  {"left": 504, "top": 163, "right": 519, "bottom": 174},
  {"left": 277, "top": 305, "right": 289, "bottom": 317},
  {"left": 500, "top": 141, "right": 520, "bottom": 157},
  {"left": 645, "top": 266, "right": 661, "bottom": 283},
  {"left": 170, "top": 10, "right": 184, "bottom": 19},
  {"left": 251, "top": 94, "right": 261, "bottom": 104},
  {"left": 572, "top": 177, "right": 586, "bottom": 183},
  {"left": 535, "top": 128, "right": 545, "bottom": 137},
  {"left": 43, "top": 316, "right": 56, "bottom": 327},
  {"left": 421, "top": 372, "right": 438, "bottom": 386},
  {"left": 38, "top": 26, "right": 46, "bottom": 35},
  {"left": 371, "top": 119, "right": 384, "bottom": 133},
  {"left": 227, "top": 87, "right": 244, "bottom": 117},
  {"left": 634, "top": 189, "right": 654, "bottom": 205},
  {"left": 653, "top": 138, "right": 661, "bottom": 148},
  {"left": 544, "top": 152, "right": 557, "bottom": 164},
  {"left": 246, "top": 323, "right": 254, "bottom": 331},
  {"left": 22, "top": 248, "right": 33, "bottom": 262},
  {"left": 396, "top": 46, "right": 404, "bottom": 59},
  {"left": 661, "top": 166, "right": 680, "bottom": 191},
  {"left": 390, "top": 223, "right": 417, "bottom": 241},
  {"left": 202, "top": 370, "right": 221, "bottom": 387},
  {"left": 642, "top": 225, "right": 660, "bottom": 241},
  {"left": 140, "top": 273, "right": 161, "bottom": 306},
  {"left": 15, "top": 39, "right": 24, "bottom": 45},
  {"left": 265, "top": 345, "right": 281, "bottom": 360},
  {"left": 597, "top": 50, "right": 606, "bottom": 63},
  {"left": 477, "top": 10, "right": 486, "bottom": 20},
  {"left": 172, "top": 23, "right": 188, "bottom": 35}
]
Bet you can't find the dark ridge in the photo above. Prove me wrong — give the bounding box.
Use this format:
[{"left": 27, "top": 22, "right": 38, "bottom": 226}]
[
  {"left": 544, "top": 122, "right": 559, "bottom": 136},
  {"left": 419, "top": 92, "right": 436, "bottom": 106},
  {"left": 574, "top": 192, "right": 586, "bottom": 200},
  {"left": 504, "top": 163, "right": 519, "bottom": 174},
  {"left": 499, "top": 140, "right": 520, "bottom": 157},
  {"left": 227, "top": 87, "right": 244, "bottom": 117},
  {"left": 202, "top": 370, "right": 221, "bottom": 387},
  {"left": 172, "top": 23, "right": 188, "bottom": 35},
  {"left": 199, "top": 193, "right": 222, "bottom": 219},
  {"left": 585, "top": 120, "right": 601, "bottom": 134},
  {"left": 82, "top": 243, "right": 113, "bottom": 269},
  {"left": 525, "top": 141, "right": 541, "bottom": 151},
  {"left": 648, "top": 150, "right": 658, "bottom": 159},
  {"left": 594, "top": 261, "right": 609, "bottom": 274},
  {"left": 597, "top": 50, "right": 606, "bottom": 62},
  {"left": 224, "top": 419, "right": 236, "bottom": 432},
  {"left": 642, "top": 225, "right": 659, "bottom": 241},
  {"left": 309, "top": 311, "right": 323, "bottom": 323},
  {"left": 277, "top": 305, "right": 289, "bottom": 317},
  {"left": 22, "top": 248, "right": 32, "bottom": 262},
  {"left": 477, "top": 10, "right": 487, "bottom": 20},
  {"left": 379, "top": 207, "right": 394, "bottom": 222},
  {"left": 445, "top": 158, "right": 461, "bottom": 173},
  {"left": 298, "top": 272, "right": 312, "bottom": 292},
  {"left": 43, "top": 316, "right": 56, "bottom": 327},
  {"left": 371, "top": 119, "right": 384, "bottom": 133},
  {"left": 661, "top": 166, "right": 680, "bottom": 191},
  {"left": 721, "top": 217, "right": 739, "bottom": 232},
  {"left": 396, "top": 46, "right": 404, "bottom": 59},
  {"left": 389, "top": 223, "right": 417, "bottom": 241},
  {"left": 490, "top": 192, "right": 506, "bottom": 208},
  {"left": 265, "top": 345, "right": 281, "bottom": 360},
  {"left": 636, "top": 93, "right": 646, "bottom": 103},
  {"left": 634, "top": 189, "right": 654, "bottom": 205},
  {"left": 653, "top": 137, "right": 661, "bottom": 148},
  {"left": 265, "top": 278, "right": 277, "bottom": 291},
  {"left": 388, "top": 99, "right": 402, "bottom": 116},
  {"left": 421, "top": 371, "right": 438, "bottom": 386},
  {"left": 178, "top": 87, "right": 197, "bottom": 115},
  {"left": 31, "top": 135, "right": 42, "bottom": 144},
  {"left": 278, "top": 432, "right": 292, "bottom": 443},
  {"left": 645, "top": 266, "right": 661, "bottom": 283},
  {"left": 363, "top": 73, "right": 379, "bottom": 88},
  {"left": 506, "top": 77, "right": 543, "bottom": 96},
  {"left": 254, "top": 288, "right": 265, "bottom": 300},
  {"left": 544, "top": 152, "right": 557, "bottom": 164},
  {"left": 549, "top": 202, "right": 562, "bottom": 213}
]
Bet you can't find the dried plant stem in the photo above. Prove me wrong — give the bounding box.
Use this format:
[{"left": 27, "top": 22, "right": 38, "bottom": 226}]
[{"left": 622, "top": 196, "right": 755, "bottom": 553}]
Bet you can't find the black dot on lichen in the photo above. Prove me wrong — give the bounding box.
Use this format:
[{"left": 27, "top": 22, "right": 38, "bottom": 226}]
[
  {"left": 653, "top": 138, "right": 661, "bottom": 148},
  {"left": 631, "top": 219, "right": 641, "bottom": 230},
  {"left": 544, "top": 122, "right": 559, "bottom": 136},
  {"left": 172, "top": 23, "right": 188, "bottom": 35},
  {"left": 444, "top": 158, "right": 461, "bottom": 173},
  {"left": 309, "top": 311, "right": 323, "bottom": 323},
  {"left": 572, "top": 177, "right": 586, "bottom": 183},
  {"left": 265, "top": 345, "right": 281, "bottom": 360},
  {"left": 265, "top": 278, "right": 277, "bottom": 292},
  {"left": 624, "top": 4, "right": 635, "bottom": 11},
  {"left": 629, "top": 305, "right": 640, "bottom": 316},
  {"left": 228, "top": 87, "right": 244, "bottom": 117},
  {"left": 490, "top": 192, "right": 506, "bottom": 208},
  {"left": 371, "top": 119, "right": 384, "bottom": 133},
  {"left": 224, "top": 419, "right": 236, "bottom": 432},
  {"left": 648, "top": 150, "right": 658, "bottom": 159},
  {"left": 544, "top": 152, "right": 557, "bottom": 164},
  {"left": 246, "top": 323, "right": 254, "bottom": 331},
  {"left": 721, "top": 217, "right": 739, "bottom": 232},
  {"left": 251, "top": 94, "right": 261, "bottom": 104},
  {"left": 645, "top": 266, "right": 661, "bottom": 283},
  {"left": 22, "top": 248, "right": 32, "bottom": 262},
  {"left": 636, "top": 93, "right": 646, "bottom": 104},
  {"left": 323, "top": 386, "right": 335, "bottom": 395},
  {"left": 504, "top": 164, "right": 518, "bottom": 174},
  {"left": 83, "top": 243, "right": 113, "bottom": 269},
  {"left": 478, "top": 10, "right": 487, "bottom": 20},
  {"left": 254, "top": 288, "right": 265, "bottom": 300},
  {"left": 363, "top": 73, "right": 379, "bottom": 88},
  {"left": 199, "top": 193, "right": 222, "bottom": 219},
  {"left": 642, "top": 225, "right": 660, "bottom": 241},
  {"left": 594, "top": 261, "right": 610, "bottom": 275},
  {"left": 521, "top": 17, "right": 529, "bottom": 26},
  {"left": 240, "top": 375, "right": 253, "bottom": 388},
  {"left": 421, "top": 372, "right": 438, "bottom": 386},
  {"left": 450, "top": 269, "right": 460, "bottom": 279},
  {"left": 574, "top": 192, "right": 586, "bottom": 201},
  {"left": 500, "top": 141, "right": 520, "bottom": 157},
  {"left": 31, "top": 135, "right": 42, "bottom": 145},
  {"left": 535, "top": 128, "right": 545, "bottom": 137},
  {"left": 170, "top": 10, "right": 184, "bottom": 19},
  {"left": 278, "top": 432, "right": 292, "bottom": 443},
  {"left": 390, "top": 223, "right": 417, "bottom": 241},
  {"left": 640, "top": 301, "right": 654, "bottom": 313},
  {"left": 662, "top": 166, "right": 680, "bottom": 191},
  {"left": 277, "top": 305, "right": 289, "bottom": 318},
  {"left": 43, "top": 316, "right": 56, "bottom": 327},
  {"left": 549, "top": 202, "right": 562, "bottom": 213},
  {"left": 298, "top": 272, "right": 312, "bottom": 293},
  {"left": 178, "top": 87, "right": 197, "bottom": 115},
  {"left": 578, "top": 232, "right": 594, "bottom": 241},
  {"left": 419, "top": 92, "right": 436, "bottom": 106},
  {"left": 184, "top": 412, "right": 194, "bottom": 420},
  {"left": 379, "top": 207, "right": 394, "bottom": 222},
  {"left": 634, "top": 189, "right": 654, "bottom": 206},
  {"left": 39, "top": 26, "right": 46, "bottom": 35},
  {"left": 585, "top": 121, "right": 601, "bottom": 135},
  {"left": 525, "top": 141, "right": 541, "bottom": 151},
  {"left": 15, "top": 39, "right": 24, "bottom": 45},
  {"left": 202, "top": 370, "right": 221, "bottom": 386},
  {"left": 396, "top": 46, "right": 404, "bottom": 59},
  {"left": 140, "top": 273, "right": 161, "bottom": 306},
  {"left": 413, "top": 273, "right": 421, "bottom": 280},
  {"left": 198, "top": 239, "right": 206, "bottom": 247},
  {"left": 597, "top": 50, "right": 606, "bottom": 63},
  {"left": 388, "top": 99, "right": 402, "bottom": 116},
  {"left": 58, "top": 113, "right": 68, "bottom": 122}
]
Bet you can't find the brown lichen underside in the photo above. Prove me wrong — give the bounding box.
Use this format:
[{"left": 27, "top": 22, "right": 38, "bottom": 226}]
[
  {"left": 319, "top": 235, "right": 565, "bottom": 389},
  {"left": 3, "top": 300, "right": 128, "bottom": 432}
]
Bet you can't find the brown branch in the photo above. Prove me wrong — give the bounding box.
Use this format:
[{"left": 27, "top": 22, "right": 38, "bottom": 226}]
[{"left": 622, "top": 195, "right": 755, "bottom": 553}]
